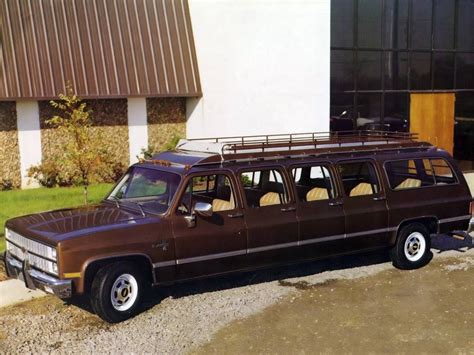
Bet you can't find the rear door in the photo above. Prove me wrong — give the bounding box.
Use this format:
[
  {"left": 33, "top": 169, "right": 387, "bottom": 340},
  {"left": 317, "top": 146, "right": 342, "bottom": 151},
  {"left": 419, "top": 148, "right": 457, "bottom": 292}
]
[
  {"left": 290, "top": 163, "right": 346, "bottom": 258},
  {"left": 240, "top": 166, "right": 299, "bottom": 266},
  {"left": 337, "top": 160, "right": 390, "bottom": 250}
]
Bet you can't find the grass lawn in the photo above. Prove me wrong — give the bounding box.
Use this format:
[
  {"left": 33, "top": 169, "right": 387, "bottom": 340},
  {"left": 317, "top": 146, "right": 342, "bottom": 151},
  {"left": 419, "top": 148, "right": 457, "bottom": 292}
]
[{"left": 0, "top": 184, "right": 113, "bottom": 254}]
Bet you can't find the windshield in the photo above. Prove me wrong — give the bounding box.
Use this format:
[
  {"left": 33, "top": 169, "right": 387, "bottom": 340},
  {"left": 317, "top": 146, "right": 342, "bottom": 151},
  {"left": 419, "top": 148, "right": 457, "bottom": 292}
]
[{"left": 107, "top": 167, "right": 181, "bottom": 214}]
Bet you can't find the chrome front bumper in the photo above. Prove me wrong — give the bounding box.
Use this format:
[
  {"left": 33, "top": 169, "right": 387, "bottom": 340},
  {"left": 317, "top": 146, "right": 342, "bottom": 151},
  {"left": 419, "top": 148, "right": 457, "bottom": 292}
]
[{"left": 4, "top": 251, "right": 72, "bottom": 298}]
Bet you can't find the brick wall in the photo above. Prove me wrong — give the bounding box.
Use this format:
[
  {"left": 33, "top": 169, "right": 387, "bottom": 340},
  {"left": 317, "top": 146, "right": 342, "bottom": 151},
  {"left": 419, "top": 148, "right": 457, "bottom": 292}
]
[{"left": 0, "top": 102, "right": 21, "bottom": 188}]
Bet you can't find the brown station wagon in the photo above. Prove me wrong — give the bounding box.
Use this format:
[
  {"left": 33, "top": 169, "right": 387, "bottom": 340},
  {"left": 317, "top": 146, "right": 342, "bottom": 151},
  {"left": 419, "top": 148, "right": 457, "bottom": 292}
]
[{"left": 4, "top": 131, "right": 473, "bottom": 322}]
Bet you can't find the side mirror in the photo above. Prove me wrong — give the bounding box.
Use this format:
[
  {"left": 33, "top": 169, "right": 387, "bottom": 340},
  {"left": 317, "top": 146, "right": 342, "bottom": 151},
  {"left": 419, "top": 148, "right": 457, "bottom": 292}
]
[{"left": 194, "top": 202, "right": 213, "bottom": 217}]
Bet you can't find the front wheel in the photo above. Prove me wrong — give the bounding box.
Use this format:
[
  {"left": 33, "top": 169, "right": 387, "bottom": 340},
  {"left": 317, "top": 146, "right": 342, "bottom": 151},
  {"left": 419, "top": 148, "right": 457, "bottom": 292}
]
[
  {"left": 390, "top": 223, "right": 432, "bottom": 270},
  {"left": 90, "top": 262, "right": 145, "bottom": 323}
]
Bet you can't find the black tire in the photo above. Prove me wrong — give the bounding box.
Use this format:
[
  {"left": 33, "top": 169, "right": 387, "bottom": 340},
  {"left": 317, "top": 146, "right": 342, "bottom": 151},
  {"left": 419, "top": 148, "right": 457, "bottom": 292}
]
[
  {"left": 90, "top": 261, "right": 145, "bottom": 323},
  {"left": 390, "top": 223, "right": 432, "bottom": 270}
]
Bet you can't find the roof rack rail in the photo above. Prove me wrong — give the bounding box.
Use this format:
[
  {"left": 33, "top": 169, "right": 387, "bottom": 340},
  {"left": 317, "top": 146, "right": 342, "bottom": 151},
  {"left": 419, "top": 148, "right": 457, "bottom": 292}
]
[{"left": 172, "top": 131, "right": 432, "bottom": 167}]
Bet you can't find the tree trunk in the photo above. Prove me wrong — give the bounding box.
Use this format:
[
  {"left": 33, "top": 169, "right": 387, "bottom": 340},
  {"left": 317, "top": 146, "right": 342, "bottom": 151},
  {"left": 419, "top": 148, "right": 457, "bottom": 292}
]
[{"left": 83, "top": 184, "right": 88, "bottom": 205}]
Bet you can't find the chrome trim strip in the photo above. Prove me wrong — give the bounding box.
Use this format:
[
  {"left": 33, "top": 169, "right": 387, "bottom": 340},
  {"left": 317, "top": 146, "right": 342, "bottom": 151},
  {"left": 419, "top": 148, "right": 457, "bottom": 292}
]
[
  {"left": 248, "top": 241, "right": 298, "bottom": 254},
  {"left": 299, "top": 234, "right": 345, "bottom": 246},
  {"left": 152, "top": 260, "right": 176, "bottom": 268},
  {"left": 346, "top": 227, "right": 398, "bottom": 239},
  {"left": 152, "top": 227, "right": 399, "bottom": 268},
  {"left": 176, "top": 249, "right": 247, "bottom": 265},
  {"left": 439, "top": 215, "right": 472, "bottom": 224}
]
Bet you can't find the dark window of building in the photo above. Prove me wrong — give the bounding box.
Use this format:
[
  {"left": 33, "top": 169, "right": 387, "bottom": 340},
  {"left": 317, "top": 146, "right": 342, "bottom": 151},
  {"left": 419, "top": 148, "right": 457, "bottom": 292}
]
[
  {"left": 384, "top": 0, "right": 409, "bottom": 49},
  {"left": 454, "top": 92, "right": 474, "bottom": 161},
  {"left": 456, "top": 54, "right": 474, "bottom": 89},
  {"left": 331, "top": 0, "right": 354, "bottom": 48},
  {"left": 384, "top": 51, "right": 408, "bottom": 90},
  {"left": 410, "top": 0, "right": 433, "bottom": 49},
  {"left": 433, "top": 0, "right": 455, "bottom": 49},
  {"left": 410, "top": 52, "right": 432, "bottom": 90},
  {"left": 433, "top": 52, "right": 454, "bottom": 89},
  {"left": 457, "top": 0, "right": 474, "bottom": 51},
  {"left": 358, "top": 0, "right": 382, "bottom": 48},
  {"left": 358, "top": 51, "right": 382, "bottom": 90},
  {"left": 331, "top": 50, "right": 354, "bottom": 91},
  {"left": 356, "top": 93, "right": 382, "bottom": 129},
  {"left": 330, "top": 93, "right": 354, "bottom": 118},
  {"left": 384, "top": 93, "right": 409, "bottom": 131}
]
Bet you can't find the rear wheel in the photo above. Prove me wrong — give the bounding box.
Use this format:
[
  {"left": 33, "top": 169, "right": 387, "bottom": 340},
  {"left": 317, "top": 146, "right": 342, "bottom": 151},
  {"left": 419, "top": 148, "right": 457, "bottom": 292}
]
[
  {"left": 390, "top": 223, "right": 431, "bottom": 270},
  {"left": 90, "top": 262, "right": 145, "bottom": 323}
]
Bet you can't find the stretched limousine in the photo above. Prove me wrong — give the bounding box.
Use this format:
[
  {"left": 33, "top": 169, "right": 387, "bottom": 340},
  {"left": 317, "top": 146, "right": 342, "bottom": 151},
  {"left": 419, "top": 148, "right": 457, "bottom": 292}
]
[{"left": 4, "top": 131, "right": 473, "bottom": 322}]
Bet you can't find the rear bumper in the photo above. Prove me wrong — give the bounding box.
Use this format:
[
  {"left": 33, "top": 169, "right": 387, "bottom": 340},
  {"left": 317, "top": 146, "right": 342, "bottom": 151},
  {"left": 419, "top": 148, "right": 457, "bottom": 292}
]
[
  {"left": 4, "top": 251, "right": 72, "bottom": 299},
  {"left": 469, "top": 218, "right": 474, "bottom": 234}
]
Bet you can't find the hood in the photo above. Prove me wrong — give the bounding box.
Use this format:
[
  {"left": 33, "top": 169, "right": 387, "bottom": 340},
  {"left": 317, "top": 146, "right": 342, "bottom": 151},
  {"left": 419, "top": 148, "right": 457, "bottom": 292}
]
[{"left": 6, "top": 203, "right": 146, "bottom": 245}]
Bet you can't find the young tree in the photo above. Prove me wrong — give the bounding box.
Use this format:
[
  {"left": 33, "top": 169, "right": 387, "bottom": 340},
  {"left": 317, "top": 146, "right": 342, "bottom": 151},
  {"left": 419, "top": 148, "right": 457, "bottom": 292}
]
[{"left": 47, "top": 88, "right": 111, "bottom": 204}]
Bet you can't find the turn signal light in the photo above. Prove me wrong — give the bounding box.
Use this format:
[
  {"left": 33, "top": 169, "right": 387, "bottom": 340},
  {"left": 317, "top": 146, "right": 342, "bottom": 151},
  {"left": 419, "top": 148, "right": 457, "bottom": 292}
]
[{"left": 470, "top": 201, "right": 474, "bottom": 216}]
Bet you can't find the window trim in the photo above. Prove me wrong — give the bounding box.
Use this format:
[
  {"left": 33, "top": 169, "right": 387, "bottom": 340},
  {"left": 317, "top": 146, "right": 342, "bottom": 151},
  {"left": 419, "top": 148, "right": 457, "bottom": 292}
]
[
  {"left": 383, "top": 157, "right": 459, "bottom": 191},
  {"left": 174, "top": 170, "right": 240, "bottom": 214},
  {"left": 238, "top": 166, "right": 294, "bottom": 209},
  {"left": 336, "top": 159, "right": 385, "bottom": 198},
  {"left": 288, "top": 162, "right": 339, "bottom": 203}
]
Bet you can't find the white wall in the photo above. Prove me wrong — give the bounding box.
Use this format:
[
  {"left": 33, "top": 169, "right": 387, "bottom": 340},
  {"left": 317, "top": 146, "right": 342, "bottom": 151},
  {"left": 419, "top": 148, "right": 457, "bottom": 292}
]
[
  {"left": 127, "top": 98, "right": 148, "bottom": 164},
  {"left": 187, "top": 0, "right": 330, "bottom": 138},
  {"left": 16, "top": 101, "right": 42, "bottom": 188}
]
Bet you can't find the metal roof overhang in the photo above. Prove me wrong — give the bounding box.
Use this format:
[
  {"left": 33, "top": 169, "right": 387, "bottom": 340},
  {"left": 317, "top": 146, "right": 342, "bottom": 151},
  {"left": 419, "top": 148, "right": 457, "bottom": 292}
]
[{"left": 0, "top": 0, "right": 201, "bottom": 101}]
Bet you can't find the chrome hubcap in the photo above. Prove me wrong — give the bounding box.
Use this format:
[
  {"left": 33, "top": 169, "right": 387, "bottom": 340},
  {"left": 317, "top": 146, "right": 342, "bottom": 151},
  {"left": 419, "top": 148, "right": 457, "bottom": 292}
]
[
  {"left": 110, "top": 274, "right": 138, "bottom": 312},
  {"left": 404, "top": 232, "right": 426, "bottom": 262}
]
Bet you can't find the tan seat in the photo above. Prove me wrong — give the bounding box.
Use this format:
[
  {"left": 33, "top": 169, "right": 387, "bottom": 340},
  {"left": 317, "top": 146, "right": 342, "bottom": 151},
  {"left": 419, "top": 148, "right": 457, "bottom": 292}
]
[
  {"left": 212, "top": 198, "right": 235, "bottom": 212},
  {"left": 349, "top": 183, "right": 373, "bottom": 197},
  {"left": 306, "top": 187, "right": 329, "bottom": 201},
  {"left": 259, "top": 192, "right": 281, "bottom": 207},
  {"left": 395, "top": 178, "right": 422, "bottom": 190}
]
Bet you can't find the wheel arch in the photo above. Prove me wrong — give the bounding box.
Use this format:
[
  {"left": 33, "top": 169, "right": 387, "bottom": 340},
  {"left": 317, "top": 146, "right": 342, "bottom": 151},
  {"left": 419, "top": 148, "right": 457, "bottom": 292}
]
[
  {"left": 81, "top": 253, "right": 155, "bottom": 294},
  {"left": 394, "top": 216, "right": 439, "bottom": 242}
]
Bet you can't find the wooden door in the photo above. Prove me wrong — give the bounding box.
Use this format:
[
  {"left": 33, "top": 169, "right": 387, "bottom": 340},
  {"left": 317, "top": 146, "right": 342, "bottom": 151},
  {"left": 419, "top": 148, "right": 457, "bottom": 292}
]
[{"left": 410, "top": 93, "right": 455, "bottom": 154}]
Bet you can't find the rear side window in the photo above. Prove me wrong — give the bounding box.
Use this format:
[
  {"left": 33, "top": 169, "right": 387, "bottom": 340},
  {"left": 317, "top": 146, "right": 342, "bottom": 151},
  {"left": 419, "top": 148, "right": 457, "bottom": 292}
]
[
  {"left": 292, "top": 165, "right": 335, "bottom": 202},
  {"left": 338, "top": 162, "right": 380, "bottom": 197},
  {"left": 240, "top": 169, "right": 289, "bottom": 207},
  {"left": 385, "top": 158, "right": 456, "bottom": 190},
  {"left": 423, "top": 159, "right": 457, "bottom": 185}
]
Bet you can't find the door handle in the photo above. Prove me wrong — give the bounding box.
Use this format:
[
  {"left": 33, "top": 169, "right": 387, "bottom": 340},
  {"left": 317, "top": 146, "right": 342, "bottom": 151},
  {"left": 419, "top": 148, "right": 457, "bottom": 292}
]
[
  {"left": 373, "top": 196, "right": 386, "bottom": 201},
  {"left": 329, "top": 201, "right": 343, "bottom": 206},
  {"left": 228, "top": 212, "right": 244, "bottom": 218},
  {"left": 280, "top": 206, "right": 296, "bottom": 212}
]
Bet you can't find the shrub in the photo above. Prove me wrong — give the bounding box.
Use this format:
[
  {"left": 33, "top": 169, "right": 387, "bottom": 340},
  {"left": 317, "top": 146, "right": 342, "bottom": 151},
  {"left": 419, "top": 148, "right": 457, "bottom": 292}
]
[{"left": 0, "top": 179, "right": 13, "bottom": 191}]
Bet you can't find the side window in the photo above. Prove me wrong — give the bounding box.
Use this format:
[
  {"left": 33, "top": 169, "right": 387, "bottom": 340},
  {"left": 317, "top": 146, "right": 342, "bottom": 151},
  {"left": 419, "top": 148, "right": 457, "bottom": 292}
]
[
  {"left": 423, "top": 159, "right": 457, "bottom": 185},
  {"left": 292, "top": 165, "right": 335, "bottom": 202},
  {"left": 240, "top": 169, "right": 289, "bottom": 208},
  {"left": 385, "top": 160, "right": 429, "bottom": 190},
  {"left": 385, "top": 158, "right": 456, "bottom": 190},
  {"left": 178, "top": 174, "right": 236, "bottom": 213},
  {"left": 338, "top": 162, "right": 380, "bottom": 197}
]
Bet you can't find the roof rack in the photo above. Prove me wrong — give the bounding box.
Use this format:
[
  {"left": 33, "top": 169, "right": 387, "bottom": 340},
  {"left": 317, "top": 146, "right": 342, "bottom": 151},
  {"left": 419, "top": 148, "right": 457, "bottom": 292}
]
[{"left": 174, "top": 131, "right": 432, "bottom": 166}]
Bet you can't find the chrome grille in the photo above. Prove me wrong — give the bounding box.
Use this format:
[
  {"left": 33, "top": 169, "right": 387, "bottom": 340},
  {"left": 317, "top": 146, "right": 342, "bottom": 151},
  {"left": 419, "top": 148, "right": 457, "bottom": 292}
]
[{"left": 6, "top": 229, "right": 54, "bottom": 261}]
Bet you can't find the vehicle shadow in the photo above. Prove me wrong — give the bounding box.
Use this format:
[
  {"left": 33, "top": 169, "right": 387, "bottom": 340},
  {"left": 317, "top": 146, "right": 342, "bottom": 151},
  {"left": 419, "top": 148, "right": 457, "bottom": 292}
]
[
  {"left": 142, "top": 250, "right": 392, "bottom": 311},
  {"left": 431, "top": 233, "right": 473, "bottom": 254}
]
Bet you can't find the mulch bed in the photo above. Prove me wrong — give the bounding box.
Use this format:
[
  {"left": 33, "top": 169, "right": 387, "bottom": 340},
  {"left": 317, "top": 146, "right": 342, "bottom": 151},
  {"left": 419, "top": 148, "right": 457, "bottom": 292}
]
[{"left": 0, "top": 256, "right": 9, "bottom": 281}]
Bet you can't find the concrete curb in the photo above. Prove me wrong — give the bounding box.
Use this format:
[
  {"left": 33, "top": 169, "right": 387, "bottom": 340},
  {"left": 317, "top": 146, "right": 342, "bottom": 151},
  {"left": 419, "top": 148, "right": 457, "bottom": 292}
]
[{"left": 0, "top": 279, "right": 46, "bottom": 308}]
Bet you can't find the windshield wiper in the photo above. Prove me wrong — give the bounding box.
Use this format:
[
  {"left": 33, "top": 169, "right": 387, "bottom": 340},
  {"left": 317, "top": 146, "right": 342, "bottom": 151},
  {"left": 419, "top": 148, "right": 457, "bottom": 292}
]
[
  {"left": 109, "top": 195, "right": 121, "bottom": 209},
  {"left": 130, "top": 201, "right": 146, "bottom": 217}
]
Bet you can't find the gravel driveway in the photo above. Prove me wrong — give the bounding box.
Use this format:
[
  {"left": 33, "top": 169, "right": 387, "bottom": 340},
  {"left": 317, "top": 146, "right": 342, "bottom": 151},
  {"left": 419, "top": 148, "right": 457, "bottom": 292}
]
[{"left": 0, "top": 234, "right": 472, "bottom": 354}]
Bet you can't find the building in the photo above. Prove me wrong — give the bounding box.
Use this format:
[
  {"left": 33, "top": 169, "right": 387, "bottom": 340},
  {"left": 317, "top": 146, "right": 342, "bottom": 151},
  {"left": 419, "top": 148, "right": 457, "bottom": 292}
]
[{"left": 0, "top": 0, "right": 472, "bottom": 188}]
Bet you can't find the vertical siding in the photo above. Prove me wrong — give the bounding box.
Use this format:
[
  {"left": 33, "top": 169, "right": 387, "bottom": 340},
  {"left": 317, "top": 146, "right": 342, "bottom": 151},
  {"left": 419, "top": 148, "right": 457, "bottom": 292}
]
[{"left": 0, "top": 0, "right": 201, "bottom": 100}]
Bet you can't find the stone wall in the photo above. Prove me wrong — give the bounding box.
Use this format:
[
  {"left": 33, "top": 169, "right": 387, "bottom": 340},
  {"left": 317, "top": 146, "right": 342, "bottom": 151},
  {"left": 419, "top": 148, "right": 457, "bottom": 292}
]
[
  {"left": 0, "top": 102, "right": 21, "bottom": 188},
  {"left": 39, "top": 99, "right": 130, "bottom": 169},
  {"left": 147, "top": 98, "right": 186, "bottom": 153}
]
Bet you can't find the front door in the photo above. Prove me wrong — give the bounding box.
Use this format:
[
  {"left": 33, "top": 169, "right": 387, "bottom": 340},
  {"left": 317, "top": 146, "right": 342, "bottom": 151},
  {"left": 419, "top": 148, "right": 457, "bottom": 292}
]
[
  {"left": 172, "top": 172, "right": 247, "bottom": 279},
  {"left": 239, "top": 166, "right": 299, "bottom": 266},
  {"left": 410, "top": 93, "right": 455, "bottom": 154},
  {"left": 337, "top": 160, "right": 390, "bottom": 250}
]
